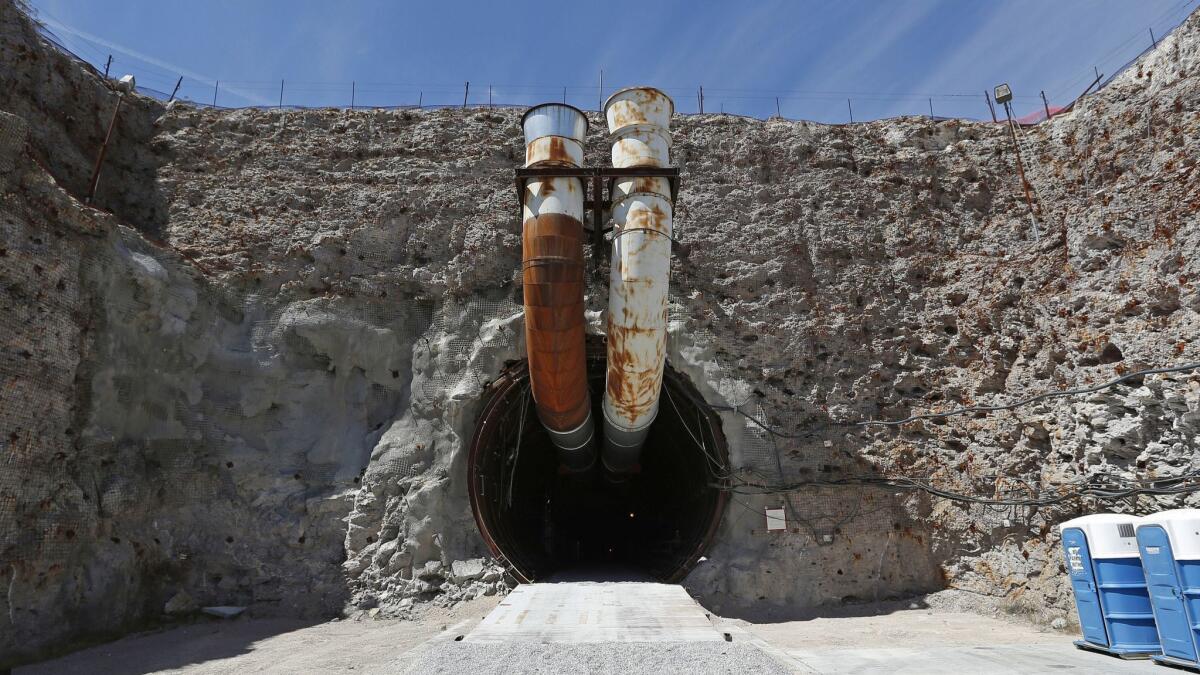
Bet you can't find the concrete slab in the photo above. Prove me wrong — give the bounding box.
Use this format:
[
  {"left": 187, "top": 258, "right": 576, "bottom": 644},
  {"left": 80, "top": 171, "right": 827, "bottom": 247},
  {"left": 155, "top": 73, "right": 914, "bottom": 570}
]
[
  {"left": 17, "top": 589, "right": 1159, "bottom": 674},
  {"left": 402, "top": 641, "right": 793, "bottom": 674},
  {"left": 465, "top": 581, "right": 726, "bottom": 643},
  {"left": 785, "top": 644, "right": 1150, "bottom": 674},
  {"left": 722, "top": 606, "right": 1155, "bottom": 674}
]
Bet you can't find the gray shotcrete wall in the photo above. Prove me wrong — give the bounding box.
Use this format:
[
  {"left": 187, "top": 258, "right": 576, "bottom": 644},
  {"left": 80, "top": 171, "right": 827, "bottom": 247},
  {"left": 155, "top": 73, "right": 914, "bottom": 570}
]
[{"left": 2, "top": 0, "right": 1199, "bottom": 664}]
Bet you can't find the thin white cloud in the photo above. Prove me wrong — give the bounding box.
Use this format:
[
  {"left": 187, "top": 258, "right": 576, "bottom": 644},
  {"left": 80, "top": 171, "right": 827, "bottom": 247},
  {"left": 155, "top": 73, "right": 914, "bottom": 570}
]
[
  {"left": 891, "top": 0, "right": 1190, "bottom": 119},
  {"left": 647, "top": 0, "right": 789, "bottom": 86},
  {"left": 582, "top": 0, "right": 811, "bottom": 102},
  {"left": 796, "top": 1, "right": 943, "bottom": 89},
  {"left": 36, "top": 14, "right": 275, "bottom": 105}
]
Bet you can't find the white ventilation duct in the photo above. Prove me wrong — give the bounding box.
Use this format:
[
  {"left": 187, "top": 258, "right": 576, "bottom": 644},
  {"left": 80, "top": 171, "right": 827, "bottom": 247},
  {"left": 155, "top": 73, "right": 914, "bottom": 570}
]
[{"left": 600, "top": 87, "right": 675, "bottom": 474}]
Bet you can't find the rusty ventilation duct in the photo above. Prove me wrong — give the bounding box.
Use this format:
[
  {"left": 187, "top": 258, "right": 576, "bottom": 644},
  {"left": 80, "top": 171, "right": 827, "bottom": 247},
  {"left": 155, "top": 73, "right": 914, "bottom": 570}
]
[
  {"left": 601, "top": 87, "right": 676, "bottom": 474},
  {"left": 475, "top": 91, "right": 722, "bottom": 581},
  {"left": 518, "top": 104, "right": 596, "bottom": 472}
]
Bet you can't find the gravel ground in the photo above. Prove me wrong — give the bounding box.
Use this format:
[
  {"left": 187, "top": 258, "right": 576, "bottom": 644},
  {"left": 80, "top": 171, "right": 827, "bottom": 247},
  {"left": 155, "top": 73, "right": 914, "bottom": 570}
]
[
  {"left": 17, "top": 596, "right": 501, "bottom": 675},
  {"left": 401, "top": 641, "right": 792, "bottom": 675},
  {"left": 720, "top": 602, "right": 1065, "bottom": 650},
  {"left": 20, "top": 595, "right": 1097, "bottom": 674}
]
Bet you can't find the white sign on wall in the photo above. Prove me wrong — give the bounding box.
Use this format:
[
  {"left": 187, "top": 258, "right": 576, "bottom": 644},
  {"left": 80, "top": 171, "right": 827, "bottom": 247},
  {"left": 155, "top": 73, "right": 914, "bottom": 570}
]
[{"left": 765, "top": 507, "right": 787, "bottom": 532}]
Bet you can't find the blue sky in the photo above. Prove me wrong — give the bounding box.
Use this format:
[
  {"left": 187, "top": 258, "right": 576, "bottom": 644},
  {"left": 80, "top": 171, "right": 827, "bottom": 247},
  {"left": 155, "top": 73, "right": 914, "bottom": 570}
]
[{"left": 26, "top": 0, "right": 1199, "bottom": 122}]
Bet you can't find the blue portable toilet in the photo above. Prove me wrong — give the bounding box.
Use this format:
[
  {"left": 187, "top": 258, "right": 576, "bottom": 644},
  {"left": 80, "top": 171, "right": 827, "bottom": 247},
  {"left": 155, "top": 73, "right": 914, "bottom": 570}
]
[
  {"left": 1137, "top": 509, "right": 1200, "bottom": 670},
  {"left": 1059, "top": 514, "right": 1161, "bottom": 657}
]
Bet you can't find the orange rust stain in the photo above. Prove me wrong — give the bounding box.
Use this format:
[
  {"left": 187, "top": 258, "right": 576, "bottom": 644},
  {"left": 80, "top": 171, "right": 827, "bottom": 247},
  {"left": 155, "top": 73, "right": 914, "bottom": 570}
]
[
  {"left": 611, "top": 106, "right": 649, "bottom": 129},
  {"left": 632, "top": 177, "right": 662, "bottom": 194},
  {"left": 612, "top": 136, "right": 667, "bottom": 169},
  {"left": 623, "top": 203, "right": 670, "bottom": 236},
  {"left": 635, "top": 90, "right": 664, "bottom": 108},
  {"left": 609, "top": 90, "right": 669, "bottom": 130},
  {"left": 605, "top": 317, "right": 665, "bottom": 423},
  {"left": 522, "top": 212, "right": 588, "bottom": 432},
  {"left": 526, "top": 136, "right": 578, "bottom": 168},
  {"left": 547, "top": 136, "right": 570, "bottom": 165}
]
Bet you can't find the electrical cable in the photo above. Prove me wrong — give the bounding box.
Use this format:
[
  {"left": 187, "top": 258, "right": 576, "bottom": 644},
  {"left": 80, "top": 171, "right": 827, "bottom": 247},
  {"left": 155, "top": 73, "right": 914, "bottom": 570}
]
[
  {"left": 691, "top": 362, "right": 1200, "bottom": 505},
  {"left": 610, "top": 226, "right": 689, "bottom": 250},
  {"left": 721, "top": 471, "right": 1200, "bottom": 507},
  {"left": 504, "top": 383, "right": 529, "bottom": 509},
  {"left": 715, "top": 361, "right": 1200, "bottom": 439}
]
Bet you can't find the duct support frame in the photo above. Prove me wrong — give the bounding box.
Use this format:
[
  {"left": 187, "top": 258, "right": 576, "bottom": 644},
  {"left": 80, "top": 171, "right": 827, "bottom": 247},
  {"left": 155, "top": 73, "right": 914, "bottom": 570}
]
[{"left": 514, "top": 166, "right": 680, "bottom": 265}]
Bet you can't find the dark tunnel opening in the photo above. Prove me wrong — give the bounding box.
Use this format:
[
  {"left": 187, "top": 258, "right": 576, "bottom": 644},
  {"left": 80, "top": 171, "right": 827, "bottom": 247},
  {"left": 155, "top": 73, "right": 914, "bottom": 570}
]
[{"left": 468, "top": 338, "right": 728, "bottom": 583}]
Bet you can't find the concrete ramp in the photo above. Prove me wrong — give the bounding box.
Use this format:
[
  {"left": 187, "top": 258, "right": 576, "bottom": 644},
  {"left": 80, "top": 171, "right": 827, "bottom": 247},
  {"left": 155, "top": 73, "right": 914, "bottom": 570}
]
[
  {"left": 465, "top": 581, "right": 725, "bottom": 643},
  {"left": 404, "top": 581, "right": 793, "bottom": 673}
]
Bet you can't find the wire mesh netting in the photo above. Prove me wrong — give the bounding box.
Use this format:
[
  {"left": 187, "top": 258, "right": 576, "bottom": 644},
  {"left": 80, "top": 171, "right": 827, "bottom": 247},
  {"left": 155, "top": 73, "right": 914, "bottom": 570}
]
[
  {"left": 0, "top": 451, "right": 91, "bottom": 563},
  {"left": 1, "top": 190, "right": 89, "bottom": 574},
  {"left": 412, "top": 295, "right": 522, "bottom": 402},
  {"left": 0, "top": 111, "right": 30, "bottom": 175}
]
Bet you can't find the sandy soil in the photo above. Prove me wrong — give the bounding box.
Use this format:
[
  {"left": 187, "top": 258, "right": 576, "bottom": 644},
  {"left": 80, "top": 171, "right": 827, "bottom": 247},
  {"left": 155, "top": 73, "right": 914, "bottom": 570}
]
[
  {"left": 18, "top": 597, "right": 1087, "bottom": 675},
  {"left": 17, "top": 596, "right": 502, "bottom": 675},
  {"left": 719, "top": 603, "right": 1066, "bottom": 651}
]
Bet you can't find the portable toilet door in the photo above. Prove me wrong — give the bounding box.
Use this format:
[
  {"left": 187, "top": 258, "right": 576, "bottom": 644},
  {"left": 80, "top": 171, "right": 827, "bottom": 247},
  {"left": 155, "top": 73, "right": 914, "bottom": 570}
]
[
  {"left": 1060, "top": 520, "right": 1110, "bottom": 647},
  {"left": 1059, "top": 514, "right": 1160, "bottom": 656},
  {"left": 1137, "top": 509, "right": 1200, "bottom": 668}
]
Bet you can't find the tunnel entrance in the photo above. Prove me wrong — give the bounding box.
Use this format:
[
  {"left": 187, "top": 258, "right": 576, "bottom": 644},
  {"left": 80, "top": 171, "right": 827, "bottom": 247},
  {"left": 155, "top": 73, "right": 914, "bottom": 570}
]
[{"left": 468, "top": 338, "right": 728, "bottom": 583}]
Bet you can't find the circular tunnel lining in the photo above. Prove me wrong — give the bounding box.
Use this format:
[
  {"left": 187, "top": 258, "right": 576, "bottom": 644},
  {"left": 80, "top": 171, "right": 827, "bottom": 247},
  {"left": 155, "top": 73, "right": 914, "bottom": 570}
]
[{"left": 468, "top": 338, "right": 728, "bottom": 583}]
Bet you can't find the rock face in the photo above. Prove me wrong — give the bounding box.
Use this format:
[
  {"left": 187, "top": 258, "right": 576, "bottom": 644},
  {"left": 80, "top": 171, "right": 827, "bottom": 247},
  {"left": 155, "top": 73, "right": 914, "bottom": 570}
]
[
  {"left": 163, "top": 590, "right": 196, "bottom": 615},
  {"left": 2, "top": 0, "right": 1200, "bottom": 665},
  {"left": 0, "top": 0, "right": 165, "bottom": 232}
]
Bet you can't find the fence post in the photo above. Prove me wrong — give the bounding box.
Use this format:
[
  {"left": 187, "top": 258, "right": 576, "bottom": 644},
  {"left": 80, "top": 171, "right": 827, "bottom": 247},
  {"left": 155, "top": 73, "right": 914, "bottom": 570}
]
[
  {"left": 351, "top": 81, "right": 355, "bottom": 109},
  {"left": 775, "top": 96, "right": 781, "bottom": 118},
  {"left": 699, "top": 85, "right": 704, "bottom": 114},
  {"left": 985, "top": 90, "right": 997, "bottom": 123},
  {"left": 103, "top": 54, "right": 111, "bottom": 78},
  {"left": 418, "top": 91, "right": 423, "bottom": 108},
  {"left": 847, "top": 98, "right": 853, "bottom": 123},
  {"left": 488, "top": 85, "right": 493, "bottom": 108},
  {"left": 599, "top": 69, "right": 604, "bottom": 111},
  {"left": 1040, "top": 90, "right": 1051, "bottom": 121},
  {"left": 463, "top": 81, "right": 469, "bottom": 108},
  {"left": 1150, "top": 27, "right": 1157, "bottom": 48},
  {"left": 928, "top": 98, "right": 934, "bottom": 117},
  {"left": 213, "top": 80, "right": 219, "bottom": 107},
  {"left": 168, "top": 76, "right": 182, "bottom": 103},
  {"left": 279, "top": 79, "right": 284, "bottom": 109}
]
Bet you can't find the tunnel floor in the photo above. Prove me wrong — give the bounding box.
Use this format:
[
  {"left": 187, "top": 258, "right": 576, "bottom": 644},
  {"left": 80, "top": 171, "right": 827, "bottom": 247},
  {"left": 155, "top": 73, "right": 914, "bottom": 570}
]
[{"left": 468, "top": 338, "right": 728, "bottom": 583}]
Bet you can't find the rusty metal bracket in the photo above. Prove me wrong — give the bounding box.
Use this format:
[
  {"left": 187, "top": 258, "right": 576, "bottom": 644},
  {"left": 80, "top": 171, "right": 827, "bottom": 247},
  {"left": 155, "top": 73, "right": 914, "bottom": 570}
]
[
  {"left": 515, "top": 166, "right": 681, "bottom": 265},
  {"left": 86, "top": 92, "right": 125, "bottom": 205}
]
